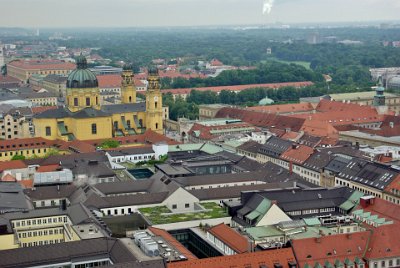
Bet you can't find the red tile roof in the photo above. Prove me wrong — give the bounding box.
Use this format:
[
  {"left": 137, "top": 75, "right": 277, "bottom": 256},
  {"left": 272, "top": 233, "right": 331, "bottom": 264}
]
[
  {"left": 248, "top": 103, "right": 315, "bottom": 114},
  {"left": 59, "top": 140, "right": 97, "bottom": 153},
  {"left": 357, "top": 197, "right": 400, "bottom": 223},
  {"left": 86, "top": 130, "right": 180, "bottom": 147},
  {"left": 159, "top": 70, "right": 206, "bottom": 79},
  {"left": 168, "top": 248, "right": 296, "bottom": 268},
  {"left": 31, "top": 106, "right": 58, "bottom": 115},
  {"left": 0, "top": 160, "right": 27, "bottom": 172},
  {"left": 162, "top": 81, "right": 314, "bottom": 95},
  {"left": 365, "top": 223, "right": 400, "bottom": 260},
  {"left": 0, "top": 137, "right": 59, "bottom": 152},
  {"left": 385, "top": 174, "right": 400, "bottom": 193},
  {"left": 97, "top": 74, "right": 122, "bottom": 88},
  {"left": 280, "top": 145, "right": 314, "bottom": 164},
  {"left": 148, "top": 227, "right": 198, "bottom": 261},
  {"left": 188, "top": 122, "right": 258, "bottom": 141},
  {"left": 281, "top": 131, "right": 301, "bottom": 141},
  {"left": 36, "top": 164, "right": 61, "bottom": 173},
  {"left": 19, "top": 179, "right": 34, "bottom": 189},
  {"left": 292, "top": 231, "right": 369, "bottom": 267},
  {"left": 8, "top": 59, "right": 76, "bottom": 70},
  {"left": 207, "top": 223, "right": 250, "bottom": 254},
  {"left": 215, "top": 107, "right": 306, "bottom": 132},
  {"left": 1, "top": 173, "right": 16, "bottom": 182},
  {"left": 210, "top": 59, "right": 223, "bottom": 66},
  {"left": 0, "top": 75, "right": 20, "bottom": 83}
]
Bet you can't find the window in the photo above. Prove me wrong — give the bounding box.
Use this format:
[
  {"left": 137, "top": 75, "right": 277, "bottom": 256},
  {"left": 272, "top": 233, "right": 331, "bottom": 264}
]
[
  {"left": 382, "top": 261, "right": 386, "bottom": 267},
  {"left": 155, "top": 101, "right": 158, "bottom": 109},
  {"left": 91, "top": 123, "right": 97, "bottom": 134},
  {"left": 45, "top": 126, "right": 51, "bottom": 136},
  {"left": 74, "top": 98, "right": 78, "bottom": 106},
  {"left": 172, "top": 204, "right": 177, "bottom": 209},
  {"left": 129, "top": 96, "right": 132, "bottom": 102},
  {"left": 185, "top": 203, "right": 190, "bottom": 208},
  {"left": 155, "top": 123, "right": 159, "bottom": 129},
  {"left": 86, "top": 97, "right": 90, "bottom": 106}
]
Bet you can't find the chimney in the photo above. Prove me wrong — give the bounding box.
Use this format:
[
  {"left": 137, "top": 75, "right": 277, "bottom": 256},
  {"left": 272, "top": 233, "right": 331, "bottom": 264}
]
[{"left": 360, "top": 196, "right": 375, "bottom": 208}]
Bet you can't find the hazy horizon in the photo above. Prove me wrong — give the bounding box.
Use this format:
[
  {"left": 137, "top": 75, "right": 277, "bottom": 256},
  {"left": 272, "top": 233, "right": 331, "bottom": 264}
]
[{"left": 1, "top": 0, "right": 400, "bottom": 28}]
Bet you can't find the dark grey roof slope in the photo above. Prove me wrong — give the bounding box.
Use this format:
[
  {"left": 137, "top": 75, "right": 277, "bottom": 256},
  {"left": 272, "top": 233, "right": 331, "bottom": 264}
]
[
  {"left": 258, "top": 136, "right": 293, "bottom": 158},
  {"left": 0, "top": 182, "right": 32, "bottom": 213},
  {"left": 94, "top": 180, "right": 154, "bottom": 195},
  {"left": 71, "top": 107, "right": 109, "bottom": 118},
  {"left": 338, "top": 160, "right": 398, "bottom": 190},
  {"left": 24, "top": 184, "right": 78, "bottom": 201},
  {"left": 107, "top": 147, "right": 154, "bottom": 157},
  {"left": 189, "top": 182, "right": 294, "bottom": 201},
  {"left": 34, "top": 107, "right": 69, "bottom": 119},
  {"left": 237, "top": 140, "right": 261, "bottom": 154},
  {"left": 241, "top": 187, "right": 357, "bottom": 213},
  {"left": 0, "top": 238, "right": 138, "bottom": 268},
  {"left": 101, "top": 102, "right": 146, "bottom": 114}
]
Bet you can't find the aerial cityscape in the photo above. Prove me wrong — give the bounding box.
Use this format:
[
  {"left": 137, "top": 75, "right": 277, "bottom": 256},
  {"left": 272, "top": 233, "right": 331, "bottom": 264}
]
[{"left": 0, "top": 1, "right": 400, "bottom": 268}]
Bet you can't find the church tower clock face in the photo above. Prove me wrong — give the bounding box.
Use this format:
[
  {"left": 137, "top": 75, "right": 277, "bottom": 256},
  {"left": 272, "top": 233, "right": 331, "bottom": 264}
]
[{"left": 154, "top": 96, "right": 158, "bottom": 101}]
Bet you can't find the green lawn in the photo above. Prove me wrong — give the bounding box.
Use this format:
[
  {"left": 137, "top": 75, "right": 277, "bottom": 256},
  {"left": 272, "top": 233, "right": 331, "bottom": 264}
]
[{"left": 138, "top": 202, "right": 229, "bottom": 225}]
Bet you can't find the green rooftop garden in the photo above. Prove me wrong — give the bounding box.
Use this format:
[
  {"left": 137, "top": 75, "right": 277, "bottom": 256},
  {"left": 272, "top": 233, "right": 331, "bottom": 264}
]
[{"left": 138, "top": 202, "right": 229, "bottom": 224}]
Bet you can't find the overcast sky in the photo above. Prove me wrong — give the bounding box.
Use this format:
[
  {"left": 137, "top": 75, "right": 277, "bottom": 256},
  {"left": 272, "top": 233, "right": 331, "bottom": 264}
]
[{"left": 1, "top": 0, "right": 400, "bottom": 27}]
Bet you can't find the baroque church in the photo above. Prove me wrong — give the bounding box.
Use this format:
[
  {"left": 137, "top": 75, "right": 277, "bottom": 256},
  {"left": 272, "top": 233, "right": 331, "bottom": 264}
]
[{"left": 33, "top": 55, "right": 163, "bottom": 141}]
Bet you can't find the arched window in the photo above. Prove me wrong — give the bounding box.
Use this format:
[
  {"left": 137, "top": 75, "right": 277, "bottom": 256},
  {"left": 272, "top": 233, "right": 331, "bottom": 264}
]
[
  {"left": 129, "top": 96, "right": 132, "bottom": 103},
  {"left": 86, "top": 97, "right": 90, "bottom": 106}
]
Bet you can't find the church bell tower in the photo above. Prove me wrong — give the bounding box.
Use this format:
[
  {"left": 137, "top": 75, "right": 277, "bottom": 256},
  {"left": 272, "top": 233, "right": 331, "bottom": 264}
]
[
  {"left": 145, "top": 67, "right": 163, "bottom": 134},
  {"left": 121, "top": 64, "right": 137, "bottom": 104}
]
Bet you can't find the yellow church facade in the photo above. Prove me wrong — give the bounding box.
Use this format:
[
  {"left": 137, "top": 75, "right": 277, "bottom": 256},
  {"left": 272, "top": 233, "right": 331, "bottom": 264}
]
[{"left": 33, "top": 56, "right": 163, "bottom": 141}]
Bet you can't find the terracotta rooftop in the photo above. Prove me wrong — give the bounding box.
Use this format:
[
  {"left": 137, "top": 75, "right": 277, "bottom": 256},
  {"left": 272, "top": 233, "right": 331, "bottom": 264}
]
[
  {"left": 0, "top": 137, "right": 59, "bottom": 152},
  {"left": 208, "top": 223, "right": 250, "bottom": 254},
  {"left": 86, "top": 129, "right": 180, "bottom": 147},
  {"left": 31, "top": 106, "right": 58, "bottom": 115},
  {"left": 36, "top": 164, "right": 61, "bottom": 173},
  {"left": 162, "top": 81, "right": 313, "bottom": 95},
  {"left": 384, "top": 174, "right": 400, "bottom": 193},
  {"left": 59, "top": 140, "right": 97, "bottom": 153},
  {"left": 248, "top": 102, "right": 315, "bottom": 114},
  {"left": 168, "top": 247, "right": 296, "bottom": 268},
  {"left": 189, "top": 122, "right": 257, "bottom": 140},
  {"left": 97, "top": 74, "right": 122, "bottom": 88},
  {"left": 216, "top": 107, "right": 306, "bottom": 132},
  {"left": 210, "top": 59, "right": 223, "bottom": 66},
  {"left": 1, "top": 173, "right": 16, "bottom": 182},
  {"left": 8, "top": 59, "right": 76, "bottom": 70},
  {"left": 0, "top": 75, "right": 20, "bottom": 83},
  {"left": 292, "top": 231, "right": 369, "bottom": 267},
  {"left": 365, "top": 223, "right": 400, "bottom": 260},
  {"left": 280, "top": 145, "right": 314, "bottom": 164},
  {"left": 148, "top": 227, "right": 198, "bottom": 261},
  {"left": 0, "top": 160, "right": 28, "bottom": 172},
  {"left": 358, "top": 197, "right": 400, "bottom": 223}
]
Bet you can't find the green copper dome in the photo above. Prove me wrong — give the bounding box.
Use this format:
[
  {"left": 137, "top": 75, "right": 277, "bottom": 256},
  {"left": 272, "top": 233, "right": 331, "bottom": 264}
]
[{"left": 67, "top": 54, "right": 98, "bottom": 89}]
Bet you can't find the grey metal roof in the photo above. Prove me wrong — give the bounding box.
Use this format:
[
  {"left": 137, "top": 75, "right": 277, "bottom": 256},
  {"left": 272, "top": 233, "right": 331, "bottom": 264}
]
[
  {"left": 101, "top": 103, "right": 146, "bottom": 114},
  {"left": 189, "top": 182, "right": 293, "bottom": 201},
  {"left": 240, "top": 187, "right": 357, "bottom": 215},
  {"left": 0, "top": 182, "right": 32, "bottom": 213},
  {"left": 0, "top": 237, "right": 139, "bottom": 268},
  {"left": 94, "top": 180, "right": 154, "bottom": 195},
  {"left": 24, "top": 184, "right": 78, "bottom": 201},
  {"left": 107, "top": 147, "right": 154, "bottom": 157},
  {"left": 258, "top": 136, "right": 293, "bottom": 158}
]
